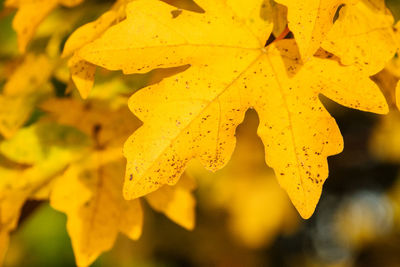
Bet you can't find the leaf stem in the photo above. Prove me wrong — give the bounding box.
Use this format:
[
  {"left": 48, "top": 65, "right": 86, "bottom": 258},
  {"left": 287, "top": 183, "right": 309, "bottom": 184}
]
[{"left": 273, "top": 26, "right": 290, "bottom": 43}]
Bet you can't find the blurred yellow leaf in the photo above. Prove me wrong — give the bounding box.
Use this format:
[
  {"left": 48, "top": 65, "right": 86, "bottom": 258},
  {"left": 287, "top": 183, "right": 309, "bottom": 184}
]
[
  {"left": 378, "top": 56, "right": 400, "bottom": 111},
  {"left": 41, "top": 98, "right": 197, "bottom": 266},
  {"left": 372, "top": 68, "right": 398, "bottom": 109},
  {"left": 370, "top": 112, "right": 400, "bottom": 162},
  {"left": 2, "top": 54, "right": 52, "bottom": 95},
  {"left": 41, "top": 98, "right": 137, "bottom": 147},
  {"left": 79, "top": 0, "right": 387, "bottom": 218},
  {"left": 146, "top": 173, "right": 196, "bottom": 230},
  {"left": 50, "top": 148, "right": 143, "bottom": 267},
  {"left": 376, "top": 53, "right": 400, "bottom": 111},
  {"left": 41, "top": 98, "right": 141, "bottom": 267},
  {"left": 225, "top": 174, "right": 298, "bottom": 247},
  {"left": 379, "top": 21, "right": 400, "bottom": 111},
  {"left": 0, "top": 122, "right": 90, "bottom": 165},
  {"left": 5, "top": 0, "right": 83, "bottom": 52},
  {"left": 0, "top": 54, "right": 53, "bottom": 138},
  {"left": 0, "top": 122, "right": 91, "bottom": 264}
]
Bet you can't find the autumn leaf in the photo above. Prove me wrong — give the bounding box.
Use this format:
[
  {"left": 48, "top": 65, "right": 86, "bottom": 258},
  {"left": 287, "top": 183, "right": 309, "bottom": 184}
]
[
  {"left": 0, "top": 54, "right": 53, "bottom": 138},
  {"left": 62, "top": 1, "right": 128, "bottom": 99},
  {"left": 67, "top": 56, "right": 96, "bottom": 99},
  {"left": 63, "top": 10, "right": 116, "bottom": 99},
  {"left": 62, "top": 10, "right": 120, "bottom": 58},
  {"left": 322, "top": 0, "right": 398, "bottom": 75},
  {"left": 146, "top": 173, "right": 196, "bottom": 230},
  {"left": 0, "top": 122, "right": 91, "bottom": 265},
  {"left": 41, "top": 98, "right": 196, "bottom": 266},
  {"left": 78, "top": 0, "right": 388, "bottom": 219},
  {"left": 5, "top": 0, "right": 84, "bottom": 52},
  {"left": 274, "top": 0, "right": 354, "bottom": 60},
  {"left": 49, "top": 148, "right": 143, "bottom": 267}
]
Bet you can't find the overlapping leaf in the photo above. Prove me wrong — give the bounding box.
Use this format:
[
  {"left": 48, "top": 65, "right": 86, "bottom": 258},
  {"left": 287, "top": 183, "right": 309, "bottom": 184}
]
[
  {"left": 79, "top": 0, "right": 388, "bottom": 218},
  {"left": 319, "top": 0, "right": 400, "bottom": 109},
  {"left": 61, "top": 0, "right": 129, "bottom": 99}
]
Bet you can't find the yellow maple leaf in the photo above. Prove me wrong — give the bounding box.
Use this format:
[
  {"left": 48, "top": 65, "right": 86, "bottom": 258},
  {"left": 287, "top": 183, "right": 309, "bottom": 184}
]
[
  {"left": 41, "top": 98, "right": 196, "bottom": 266},
  {"left": 322, "top": 0, "right": 397, "bottom": 75},
  {"left": 275, "top": 0, "right": 354, "bottom": 60},
  {"left": 50, "top": 148, "right": 143, "bottom": 267},
  {"left": 222, "top": 173, "right": 298, "bottom": 247},
  {"left": 79, "top": 0, "right": 388, "bottom": 219},
  {"left": 40, "top": 98, "right": 137, "bottom": 147},
  {"left": 0, "top": 122, "right": 91, "bottom": 265},
  {"left": 6, "top": 0, "right": 84, "bottom": 53},
  {"left": 328, "top": 6, "right": 399, "bottom": 110},
  {"left": 0, "top": 54, "right": 53, "bottom": 138},
  {"left": 63, "top": 11, "right": 115, "bottom": 99}
]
